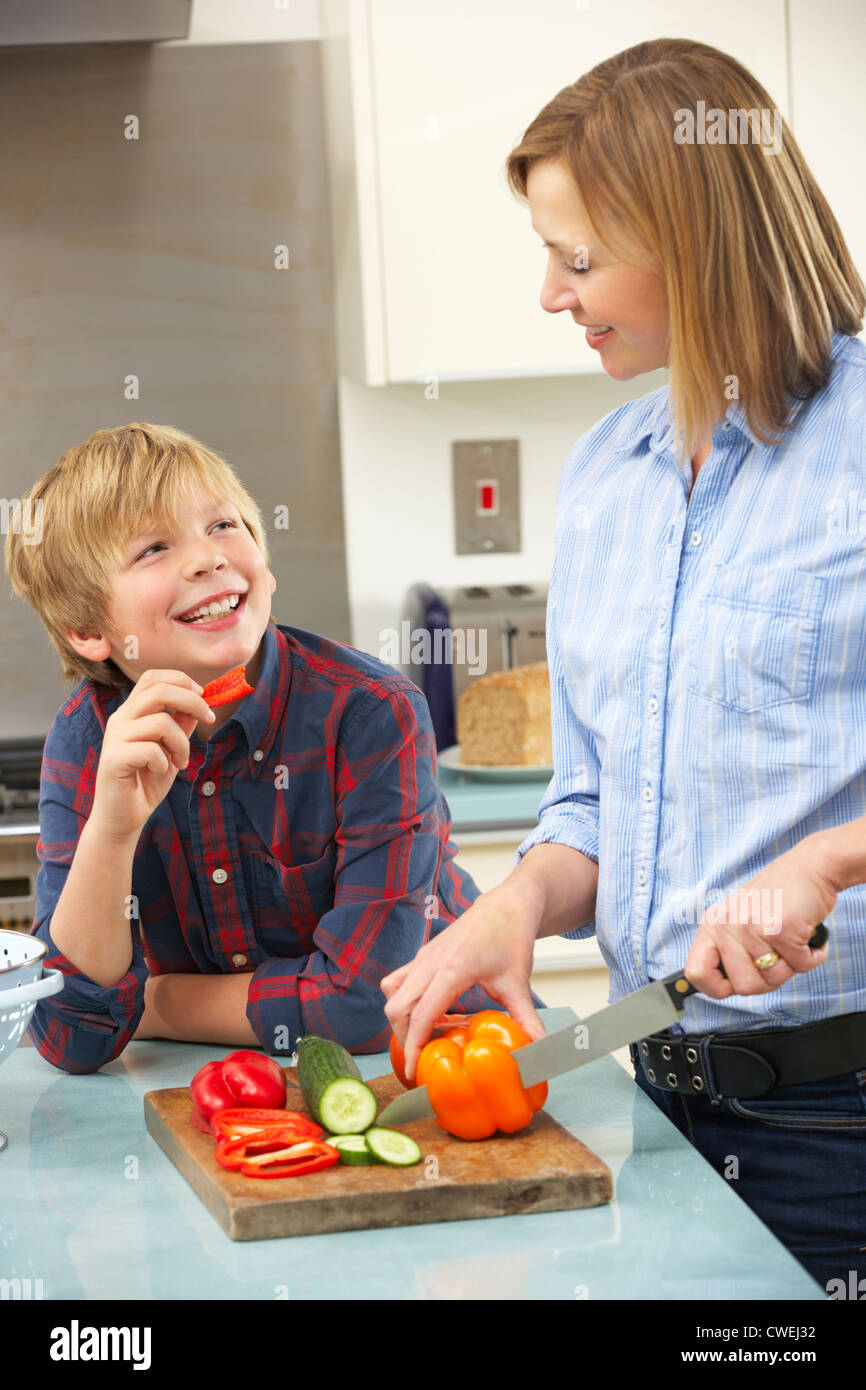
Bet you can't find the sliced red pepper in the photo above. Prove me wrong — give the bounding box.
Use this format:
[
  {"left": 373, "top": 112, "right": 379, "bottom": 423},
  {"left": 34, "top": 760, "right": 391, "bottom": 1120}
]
[
  {"left": 210, "top": 1108, "right": 322, "bottom": 1142},
  {"left": 239, "top": 1141, "right": 340, "bottom": 1179},
  {"left": 214, "top": 1128, "right": 320, "bottom": 1170}
]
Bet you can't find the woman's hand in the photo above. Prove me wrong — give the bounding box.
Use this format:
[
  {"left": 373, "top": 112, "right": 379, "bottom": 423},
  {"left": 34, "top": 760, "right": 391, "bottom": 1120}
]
[
  {"left": 685, "top": 836, "right": 836, "bottom": 998},
  {"left": 381, "top": 883, "right": 545, "bottom": 1083}
]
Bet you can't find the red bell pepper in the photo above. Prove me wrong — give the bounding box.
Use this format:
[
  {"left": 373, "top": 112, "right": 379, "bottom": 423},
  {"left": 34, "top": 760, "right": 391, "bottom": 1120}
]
[
  {"left": 189, "top": 1049, "right": 287, "bottom": 1122},
  {"left": 189, "top": 1060, "right": 235, "bottom": 1121},
  {"left": 190, "top": 1105, "right": 215, "bottom": 1134}
]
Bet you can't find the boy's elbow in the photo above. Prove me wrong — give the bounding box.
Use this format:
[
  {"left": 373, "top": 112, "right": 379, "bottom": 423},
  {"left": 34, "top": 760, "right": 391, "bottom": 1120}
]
[{"left": 27, "top": 1013, "right": 126, "bottom": 1075}]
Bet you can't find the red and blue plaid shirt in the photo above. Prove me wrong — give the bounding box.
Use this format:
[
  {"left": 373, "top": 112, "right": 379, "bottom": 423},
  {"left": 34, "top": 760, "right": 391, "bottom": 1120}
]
[{"left": 29, "top": 620, "right": 530, "bottom": 1072}]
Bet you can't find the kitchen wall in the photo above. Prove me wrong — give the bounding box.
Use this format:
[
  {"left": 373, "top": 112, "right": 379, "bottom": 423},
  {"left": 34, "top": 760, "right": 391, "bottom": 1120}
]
[
  {"left": 0, "top": 32, "right": 350, "bottom": 740},
  {"left": 337, "top": 372, "right": 655, "bottom": 660},
  {"left": 178, "top": 0, "right": 658, "bottom": 661}
]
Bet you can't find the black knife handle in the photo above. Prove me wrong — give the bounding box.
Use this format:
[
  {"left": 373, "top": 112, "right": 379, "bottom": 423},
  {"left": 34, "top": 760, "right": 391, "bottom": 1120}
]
[{"left": 662, "top": 921, "right": 829, "bottom": 1008}]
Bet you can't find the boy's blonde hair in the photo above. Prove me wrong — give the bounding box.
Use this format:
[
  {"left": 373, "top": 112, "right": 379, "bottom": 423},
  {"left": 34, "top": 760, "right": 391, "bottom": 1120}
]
[
  {"left": 5, "top": 422, "right": 270, "bottom": 690},
  {"left": 504, "top": 37, "right": 865, "bottom": 467}
]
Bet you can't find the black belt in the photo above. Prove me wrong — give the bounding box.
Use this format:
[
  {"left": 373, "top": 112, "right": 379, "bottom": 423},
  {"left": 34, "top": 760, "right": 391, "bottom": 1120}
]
[{"left": 629, "top": 1011, "right": 866, "bottom": 1101}]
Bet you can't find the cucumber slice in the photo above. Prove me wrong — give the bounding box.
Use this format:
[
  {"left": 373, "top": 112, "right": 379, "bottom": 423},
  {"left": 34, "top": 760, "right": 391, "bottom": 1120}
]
[
  {"left": 364, "top": 1127, "right": 423, "bottom": 1166},
  {"left": 317, "top": 1078, "right": 378, "bottom": 1135},
  {"left": 327, "top": 1134, "right": 381, "bottom": 1165}
]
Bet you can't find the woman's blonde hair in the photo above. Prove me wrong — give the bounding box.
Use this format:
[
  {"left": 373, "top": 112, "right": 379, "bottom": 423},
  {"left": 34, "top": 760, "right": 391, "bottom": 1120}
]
[
  {"left": 5, "top": 422, "right": 270, "bottom": 689},
  {"left": 504, "top": 37, "right": 865, "bottom": 467}
]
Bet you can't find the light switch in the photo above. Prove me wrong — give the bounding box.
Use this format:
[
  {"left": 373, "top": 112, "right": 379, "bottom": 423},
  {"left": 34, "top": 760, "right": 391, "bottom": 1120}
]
[
  {"left": 453, "top": 440, "right": 520, "bottom": 554},
  {"left": 476, "top": 479, "right": 499, "bottom": 516}
]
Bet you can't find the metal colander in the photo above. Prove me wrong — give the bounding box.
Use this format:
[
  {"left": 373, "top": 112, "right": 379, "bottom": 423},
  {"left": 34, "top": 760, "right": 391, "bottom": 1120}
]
[{"left": 0, "top": 929, "right": 64, "bottom": 1152}]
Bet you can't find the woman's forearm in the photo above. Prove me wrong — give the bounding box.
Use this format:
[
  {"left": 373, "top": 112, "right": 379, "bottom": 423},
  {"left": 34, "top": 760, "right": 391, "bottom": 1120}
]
[{"left": 497, "top": 841, "right": 599, "bottom": 939}]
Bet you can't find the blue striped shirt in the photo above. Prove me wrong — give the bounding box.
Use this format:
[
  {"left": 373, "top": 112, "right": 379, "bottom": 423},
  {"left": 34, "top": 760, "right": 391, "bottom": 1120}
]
[{"left": 516, "top": 330, "right": 866, "bottom": 1034}]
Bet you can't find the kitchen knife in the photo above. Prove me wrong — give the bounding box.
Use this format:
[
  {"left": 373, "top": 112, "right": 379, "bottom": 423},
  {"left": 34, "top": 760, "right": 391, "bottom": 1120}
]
[{"left": 376, "top": 921, "right": 829, "bottom": 1126}]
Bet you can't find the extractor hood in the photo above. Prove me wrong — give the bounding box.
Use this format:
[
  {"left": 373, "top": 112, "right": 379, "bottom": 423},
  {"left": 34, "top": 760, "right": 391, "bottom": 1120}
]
[{"left": 0, "top": 0, "right": 192, "bottom": 45}]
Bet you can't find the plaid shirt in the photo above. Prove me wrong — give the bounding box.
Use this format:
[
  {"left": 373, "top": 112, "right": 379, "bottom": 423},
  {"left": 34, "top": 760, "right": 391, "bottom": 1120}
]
[{"left": 30, "top": 620, "right": 530, "bottom": 1072}]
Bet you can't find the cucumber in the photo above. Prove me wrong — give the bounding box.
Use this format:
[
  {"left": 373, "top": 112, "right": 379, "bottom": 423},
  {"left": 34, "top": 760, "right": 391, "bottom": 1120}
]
[
  {"left": 296, "top": 1035, "right": 378, "bottom": 1135},
  {"left": 326, "top": 1134, "right": 381, "bottom": 1165},
  {"left": 363, "top": 1127, "right": 423, "bottom": 1167}
]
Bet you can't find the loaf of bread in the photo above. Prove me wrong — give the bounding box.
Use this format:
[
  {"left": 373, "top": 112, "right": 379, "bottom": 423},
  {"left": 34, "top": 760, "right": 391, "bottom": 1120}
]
[{"left": 457, "top": 661, "right": 552, "bottom": 766}]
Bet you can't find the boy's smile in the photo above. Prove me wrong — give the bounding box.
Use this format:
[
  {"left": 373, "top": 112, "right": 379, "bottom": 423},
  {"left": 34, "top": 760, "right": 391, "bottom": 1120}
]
[{"left": 66, "top": 485, "right": 276, "bottom": 739}]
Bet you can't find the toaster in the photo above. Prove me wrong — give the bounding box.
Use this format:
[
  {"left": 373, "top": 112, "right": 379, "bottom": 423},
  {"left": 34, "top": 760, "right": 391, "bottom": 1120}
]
[{"left": 400, "top": 582, "right": 548, "bottom": 750}]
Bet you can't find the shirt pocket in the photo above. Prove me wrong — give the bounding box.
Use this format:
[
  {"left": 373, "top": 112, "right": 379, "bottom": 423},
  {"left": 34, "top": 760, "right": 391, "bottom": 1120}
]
[
  {"left": 249, "top": 844, "right": 338, "bottom": 950},
  {"left": 686, "top": 565, "right": 826, "bottom": 714}
]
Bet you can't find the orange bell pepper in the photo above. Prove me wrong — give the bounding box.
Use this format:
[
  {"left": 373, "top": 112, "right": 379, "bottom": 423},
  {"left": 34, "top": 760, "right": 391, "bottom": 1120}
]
[
  {"left": 389, "top": 1013, "right": 473, "bottom": 1089},
  {"left": 414, "top": 1010, "right": 548, "bottom": 1140}
]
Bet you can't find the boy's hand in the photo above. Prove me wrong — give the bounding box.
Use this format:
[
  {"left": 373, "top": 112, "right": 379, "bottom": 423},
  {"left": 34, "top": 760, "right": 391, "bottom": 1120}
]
[{"left": 90, "top": 669, "right": 216, "bottom": 841}]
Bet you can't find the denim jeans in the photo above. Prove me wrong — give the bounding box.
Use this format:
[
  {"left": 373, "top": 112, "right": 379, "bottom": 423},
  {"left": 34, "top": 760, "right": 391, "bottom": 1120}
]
[{"left": 629, "top": 1045, "right": 866, "bottom": 1296}]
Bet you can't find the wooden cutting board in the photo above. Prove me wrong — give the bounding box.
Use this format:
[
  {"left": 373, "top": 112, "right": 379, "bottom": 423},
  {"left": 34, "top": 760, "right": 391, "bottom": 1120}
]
[{"left": 144, "top": 1070, "right": 612, "bottom": 1241}]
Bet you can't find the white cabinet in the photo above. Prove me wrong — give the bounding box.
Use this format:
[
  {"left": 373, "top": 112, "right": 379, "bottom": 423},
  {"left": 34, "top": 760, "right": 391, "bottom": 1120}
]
[
  {"left": 320, "top": 0, "right": 789, "bottom": 384},
  {"left": 787, "top": 0, "right": 866, "bottom": 317}
]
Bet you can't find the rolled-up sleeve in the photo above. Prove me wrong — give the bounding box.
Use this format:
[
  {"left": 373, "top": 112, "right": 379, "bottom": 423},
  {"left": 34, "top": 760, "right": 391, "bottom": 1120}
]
[
  {"left": 515, "top": 462, "right": 601, "bottom": 940},
  {"left": 27, "top": 717, "right": 148, "bottom": 1073},
  {"left": 246, "top": 686, "right": 470, "bottom": 1054}
]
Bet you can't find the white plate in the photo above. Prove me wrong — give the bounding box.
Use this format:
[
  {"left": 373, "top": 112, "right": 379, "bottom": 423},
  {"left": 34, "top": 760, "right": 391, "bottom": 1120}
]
[{"left": 437, "top": 744, "right": 553, "bottom": 781}]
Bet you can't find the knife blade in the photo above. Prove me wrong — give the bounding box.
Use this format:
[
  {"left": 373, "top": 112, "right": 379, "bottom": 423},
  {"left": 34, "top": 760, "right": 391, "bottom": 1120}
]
[{"left": 376, "top": 921, "right": 829, "bottom": 1127}]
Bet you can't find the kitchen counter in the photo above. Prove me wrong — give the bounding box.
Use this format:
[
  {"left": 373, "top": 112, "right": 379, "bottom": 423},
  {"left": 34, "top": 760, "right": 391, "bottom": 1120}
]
[
  {"left": 2, "top": 1007, "right": 824, "bottom": 1300},
  {"left": 437, "top": 764, "right": 551, "bottom": 835}
]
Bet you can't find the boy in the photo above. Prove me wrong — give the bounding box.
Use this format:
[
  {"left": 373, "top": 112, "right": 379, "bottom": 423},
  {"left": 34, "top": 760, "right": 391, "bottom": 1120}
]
[{"left": 6, "top": 422, "right": 540, "bottom": 1072}]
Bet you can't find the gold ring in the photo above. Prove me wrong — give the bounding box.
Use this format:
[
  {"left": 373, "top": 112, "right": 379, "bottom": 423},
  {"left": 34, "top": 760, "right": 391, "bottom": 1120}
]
[{"left": 753, "top": 950, "right": 780, "bottom": 970}]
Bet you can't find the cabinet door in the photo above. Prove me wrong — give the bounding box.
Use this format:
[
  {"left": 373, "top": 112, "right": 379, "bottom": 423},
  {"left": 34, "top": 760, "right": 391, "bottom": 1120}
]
[
  {"left": 365, "top": 0, "right": 788, "bottom": 382},
  {"left": 788, "top": 0, "right": 866, "bottom": 336}
]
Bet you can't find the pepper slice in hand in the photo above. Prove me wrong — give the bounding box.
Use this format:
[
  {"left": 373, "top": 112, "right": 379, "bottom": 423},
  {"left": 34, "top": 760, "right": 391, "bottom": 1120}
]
[
  {"left": 202, "top": 665, "right": 255, "bottom": 709},
  {"left": 415, "top": 1009, "right": 548, "bottom": 1141}
]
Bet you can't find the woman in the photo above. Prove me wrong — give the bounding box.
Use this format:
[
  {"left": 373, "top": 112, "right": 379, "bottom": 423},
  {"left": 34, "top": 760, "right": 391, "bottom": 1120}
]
[{"left": 382, "top": 37, "right": 866, "bottom": 1293}]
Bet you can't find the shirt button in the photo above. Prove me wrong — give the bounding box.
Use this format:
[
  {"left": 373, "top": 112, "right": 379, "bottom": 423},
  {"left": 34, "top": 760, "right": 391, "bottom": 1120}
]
[
  {"left": 643, "top": 786, "right": 653, "bottom": 801},
  {"left": 658, "top": 609, "right": 667, "bottom": 625},
  {"left": 634, "top": 951, "right": 642, "bottom": 969},
  {"left": 202, "top": 780, "right": 216, "bottom": 797},
  {"left": 213, "top": 868, "right": 228, "bottom": 884},
  {"left": 231, "top": 952, "right": 248, "bottom": 968},
  {"left": 253, "top": 750, "right": 264, "bottom": 762},
  {"left": 648, "top": 698, "right": 659, "bottom": 714},
  {"left": 637, "top": 869, "right": 647, "bottom": 885},
  {"left": 690, "top": 531, "right": 702, "bottom": 546}
]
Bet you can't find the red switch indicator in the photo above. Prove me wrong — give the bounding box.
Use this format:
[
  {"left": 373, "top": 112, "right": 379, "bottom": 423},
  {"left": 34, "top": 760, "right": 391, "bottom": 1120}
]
[{"left": 476, "top": 479, "right": 500, "bottom": 516}]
